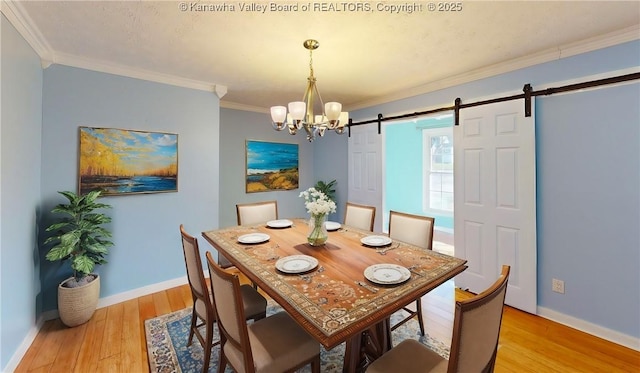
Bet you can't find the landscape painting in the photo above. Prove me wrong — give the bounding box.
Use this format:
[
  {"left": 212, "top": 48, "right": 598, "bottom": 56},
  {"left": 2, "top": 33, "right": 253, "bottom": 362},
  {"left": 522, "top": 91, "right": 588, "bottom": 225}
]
[
  {"left": 79, "top": 127, "right": 178, "bottom": 196},
  {"left": 245, "top": 140, "right": 299, "bottom": 193}
]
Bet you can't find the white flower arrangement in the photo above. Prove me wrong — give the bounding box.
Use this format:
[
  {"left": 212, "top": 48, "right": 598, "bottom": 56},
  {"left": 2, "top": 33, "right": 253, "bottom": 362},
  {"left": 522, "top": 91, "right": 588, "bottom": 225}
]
[{"left": 299, "top": 187, "right": 337, "bottom": 216}]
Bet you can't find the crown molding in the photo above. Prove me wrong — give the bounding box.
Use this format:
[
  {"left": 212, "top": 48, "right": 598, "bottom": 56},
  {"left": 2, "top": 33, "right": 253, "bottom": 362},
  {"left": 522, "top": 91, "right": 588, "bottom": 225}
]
[
  {"left": 51, "top": 52, "right": 224, "bottom": 94},
  {"left": 347, "top": 25, "right": 640, "bottom": 111},
  {"left": 220, "top": 100, "right": 269, "bottom": 113},
  {"left": 3, "top": 2, "right": 637, "bottom": 110},
  {"left": 1, "top": 0, "right": 53, "bottom": 66},
  {"left": 1, "top": 0, "right": 225, "bottom": 93}
]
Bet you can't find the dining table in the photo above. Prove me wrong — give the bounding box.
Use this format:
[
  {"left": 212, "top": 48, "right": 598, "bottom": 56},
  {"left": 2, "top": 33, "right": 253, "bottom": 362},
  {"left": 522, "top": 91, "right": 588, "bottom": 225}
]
[{"left": 202, "top": 218, "right": 467, "bottom": 373}]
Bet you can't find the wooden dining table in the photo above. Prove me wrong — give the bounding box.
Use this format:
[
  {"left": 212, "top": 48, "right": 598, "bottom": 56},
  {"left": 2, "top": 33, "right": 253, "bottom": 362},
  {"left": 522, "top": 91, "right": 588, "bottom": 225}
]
[{"left": 202, "top": 218, "right": 467, "bottom": 373}]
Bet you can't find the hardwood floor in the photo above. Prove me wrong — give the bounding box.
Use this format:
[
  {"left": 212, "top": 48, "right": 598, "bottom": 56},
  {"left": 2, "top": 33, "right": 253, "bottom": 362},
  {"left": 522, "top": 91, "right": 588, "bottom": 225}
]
[{"left": 15, "top": 275, "right": 639, "bottom": 373}]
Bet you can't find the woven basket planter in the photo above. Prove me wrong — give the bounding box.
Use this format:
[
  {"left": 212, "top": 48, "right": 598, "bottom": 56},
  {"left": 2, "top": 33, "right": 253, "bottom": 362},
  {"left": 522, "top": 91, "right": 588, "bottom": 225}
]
[{"left": 58, "top": 274, "right": 100, "bottom": 327}]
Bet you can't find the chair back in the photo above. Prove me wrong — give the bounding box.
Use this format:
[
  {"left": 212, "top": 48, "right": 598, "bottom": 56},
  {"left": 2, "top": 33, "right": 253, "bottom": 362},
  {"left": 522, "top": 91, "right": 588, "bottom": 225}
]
[
  {"left": 205, "top": 251, "right": 255, "bottom": 373},
  {"left": 448, "top": 265, "right": 510, "bottom": 373},
  {"left": 388, "top": 210, "right": 435, "bottom": 250},
  {"left": 236, "top": 200, "right": 278, "bottom": 226},
  {"left": 180, "top": 225, "right": 214, "bottom": 322},
  {"left": 344, "top": 202, "right": 376, "bottom": 231}
]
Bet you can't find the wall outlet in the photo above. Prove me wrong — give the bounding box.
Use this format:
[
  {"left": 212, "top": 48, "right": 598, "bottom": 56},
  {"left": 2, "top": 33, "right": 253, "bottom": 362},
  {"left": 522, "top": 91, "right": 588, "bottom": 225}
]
[{"left": 552, "top": 278, "right": 565, "bottom": 294}]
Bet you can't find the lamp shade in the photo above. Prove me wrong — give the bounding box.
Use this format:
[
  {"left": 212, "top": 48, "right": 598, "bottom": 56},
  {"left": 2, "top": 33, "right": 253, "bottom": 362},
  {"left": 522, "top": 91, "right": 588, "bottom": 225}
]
[
  {"left": 288, "top": 101, "right": 306, "bottom": 120},
  {"left": 337, "top": 112, "right": 349, "bottom": 128},
  {"left": 325, "top": 102, "right": 342, "bottom": 121},
  {"left": 270, "top": 106, "right": 287, "bottom": 123}
]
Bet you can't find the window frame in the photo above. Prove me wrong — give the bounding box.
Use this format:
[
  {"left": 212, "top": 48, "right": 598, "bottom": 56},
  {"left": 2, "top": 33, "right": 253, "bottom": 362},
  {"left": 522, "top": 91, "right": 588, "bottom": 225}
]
[{"left": 422, "top": 127, "right": 454, "bottom": 216}]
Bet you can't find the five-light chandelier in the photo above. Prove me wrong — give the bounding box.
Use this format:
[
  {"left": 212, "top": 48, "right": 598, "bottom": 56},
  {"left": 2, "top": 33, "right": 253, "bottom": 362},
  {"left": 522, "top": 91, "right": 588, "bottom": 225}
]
[{"left": 270, "top": 39, "right": 348, "bottom": 142}]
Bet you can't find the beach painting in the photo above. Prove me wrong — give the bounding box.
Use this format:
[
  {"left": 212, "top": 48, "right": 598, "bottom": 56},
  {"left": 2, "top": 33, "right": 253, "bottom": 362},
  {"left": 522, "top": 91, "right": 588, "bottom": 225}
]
[
  {"left": 79, "top": 127, "right": 178, "bottom": 196},
  {"left": 245, "top": 140, "right": 299, "bottom": 193}
]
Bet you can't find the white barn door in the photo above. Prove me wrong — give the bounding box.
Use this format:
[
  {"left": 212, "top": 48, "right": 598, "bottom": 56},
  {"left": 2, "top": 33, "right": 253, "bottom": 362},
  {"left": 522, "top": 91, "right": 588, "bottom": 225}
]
[
  {"left": 454, "top": 98, "right": 537, "bottom": 314},
  {"left": 348, "top": 125, "right": 383, "bottom": 232}
]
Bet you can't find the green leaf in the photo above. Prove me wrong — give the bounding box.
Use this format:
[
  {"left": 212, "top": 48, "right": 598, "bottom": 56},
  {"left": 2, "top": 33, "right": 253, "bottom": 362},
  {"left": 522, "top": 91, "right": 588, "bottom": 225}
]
[
  {"left": 72, "top": 255, "right": 95, "bottom": 276},
  {"left": 314, "top": 179, "right": 337, "bottom": 202},
  {"left": 45, "top": 245, "right": 73, "bottom": 261},
  {"left": 44, "top": 190, "right": 113, "bottom": 273}
]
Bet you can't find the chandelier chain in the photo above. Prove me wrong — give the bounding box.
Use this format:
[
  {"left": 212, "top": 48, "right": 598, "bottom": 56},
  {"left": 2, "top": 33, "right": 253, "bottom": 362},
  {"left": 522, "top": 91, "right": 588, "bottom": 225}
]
[{"left": 309, "top": 48, "right": 315, "bottom": 79}]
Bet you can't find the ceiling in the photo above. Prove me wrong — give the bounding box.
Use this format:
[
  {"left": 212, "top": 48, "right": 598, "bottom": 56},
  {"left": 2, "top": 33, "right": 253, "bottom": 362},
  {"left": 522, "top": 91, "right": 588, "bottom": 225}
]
[{"left": 6, "top": 1, "right": 640, "bottom": 113}]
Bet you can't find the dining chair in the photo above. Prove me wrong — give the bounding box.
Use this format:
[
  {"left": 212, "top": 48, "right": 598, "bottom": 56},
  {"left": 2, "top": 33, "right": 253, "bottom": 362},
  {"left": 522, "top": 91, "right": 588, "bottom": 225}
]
[
  {"left": 344, "top": 202, "right": 376, "bottom": 231},
  {"left": 366, "top": 265, "right": 511, "bottom": 373},
  {"left": 236, "top": 200, "right": 279, "bottom": 226},
  {"left": 214, "top": 200, "right": 280, "bottom": 269},
  {"left": 179, "top": 225, "right": 267, "bottom": 373},
  {"left": 387, "top": 210, "right": 435, "bottom": 336},
  {"left": 205, "top": 251, "right": 321, "bottom": 373}
]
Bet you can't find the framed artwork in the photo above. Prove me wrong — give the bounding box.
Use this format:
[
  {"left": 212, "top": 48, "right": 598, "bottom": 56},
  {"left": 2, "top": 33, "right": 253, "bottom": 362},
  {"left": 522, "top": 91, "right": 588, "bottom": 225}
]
[
  {"left": 245, "top": 140, "right": 299, "bottom": 193},
  {"left": 78, "top": 127, "right": 178, "bottom": 196}
]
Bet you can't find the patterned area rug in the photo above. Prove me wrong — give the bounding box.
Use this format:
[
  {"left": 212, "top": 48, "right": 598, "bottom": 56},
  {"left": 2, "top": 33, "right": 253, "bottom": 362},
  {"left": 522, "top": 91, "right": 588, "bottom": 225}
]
[{"left": 145, "top": 301, "right": 450, "bottom": 372}]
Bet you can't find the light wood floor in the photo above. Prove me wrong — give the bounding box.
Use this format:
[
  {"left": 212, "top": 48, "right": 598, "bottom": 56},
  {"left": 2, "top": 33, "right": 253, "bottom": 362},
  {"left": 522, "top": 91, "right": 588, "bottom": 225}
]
[{"left": 15, "top": 275, "right": 639, "bottom": 373}]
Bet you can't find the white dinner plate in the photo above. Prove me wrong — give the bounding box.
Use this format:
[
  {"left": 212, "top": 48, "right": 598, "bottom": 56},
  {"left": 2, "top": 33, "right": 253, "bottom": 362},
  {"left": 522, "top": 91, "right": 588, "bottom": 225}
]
[
  {"left": 325, "top": 221, "right": 341, "bottom": 231},
  {"left": 267, "top": 219, "right": 293, "bottom": 228},
  {"left": 360, "top": 235, "right": 393, "bottom": 247},
  {"left": 364, "top": 264, "right": 411, "bottom": 285},
  {"left": 237, "top": 233, "right": 270, "bottom": 244},
  {"left": 275, "top": 255, "right": 319, "bottom": 274}
]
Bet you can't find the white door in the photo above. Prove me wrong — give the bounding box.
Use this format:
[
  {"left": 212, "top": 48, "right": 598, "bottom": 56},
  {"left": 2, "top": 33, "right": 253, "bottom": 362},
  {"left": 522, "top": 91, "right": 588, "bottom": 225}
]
[
  {"left": 348, "top": 125, "right": 383, "bottom": 231},
  {"left": 454, "top": 98, "right": 537, "bottom": 313}
]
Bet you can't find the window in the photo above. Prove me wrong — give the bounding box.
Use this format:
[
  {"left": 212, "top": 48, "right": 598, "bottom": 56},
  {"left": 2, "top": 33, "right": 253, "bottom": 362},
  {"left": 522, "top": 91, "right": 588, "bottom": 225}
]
[{"left": 423, "top": 128, "right": 453, "bottom": 212}]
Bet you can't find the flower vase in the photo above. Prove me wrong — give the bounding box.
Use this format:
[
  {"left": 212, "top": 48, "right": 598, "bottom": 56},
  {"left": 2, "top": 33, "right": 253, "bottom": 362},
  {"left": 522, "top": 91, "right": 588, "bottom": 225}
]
[{"left": 307, "top": 214, "right": 328, "bottom": 246}]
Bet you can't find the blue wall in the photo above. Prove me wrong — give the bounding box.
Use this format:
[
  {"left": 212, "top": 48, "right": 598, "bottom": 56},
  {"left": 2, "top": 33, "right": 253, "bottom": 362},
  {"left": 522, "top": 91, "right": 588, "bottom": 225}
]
[
  {"left": 352, "top": 41, "right": 640, "bottom": 340},
  {"left": 39, "top": 65, "right": 220, "bottom": 314},
  {"left": 536, "top": 84, "right": 639, "bottom": 336},
  {"left": 0, "top": 14, "right": 44, "bottom": 369},
  {"left": 218, "top": 108, "right": 348, "bottom": 234},
  {"left": 218, "top": 108, "right": 314, "bottom": 229}
]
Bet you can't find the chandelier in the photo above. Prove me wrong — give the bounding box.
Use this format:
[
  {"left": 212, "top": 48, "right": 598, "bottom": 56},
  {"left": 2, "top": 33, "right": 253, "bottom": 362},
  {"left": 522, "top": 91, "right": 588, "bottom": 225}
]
[{"left": 270, "top": 39, "right": 348, "bottom": 142}]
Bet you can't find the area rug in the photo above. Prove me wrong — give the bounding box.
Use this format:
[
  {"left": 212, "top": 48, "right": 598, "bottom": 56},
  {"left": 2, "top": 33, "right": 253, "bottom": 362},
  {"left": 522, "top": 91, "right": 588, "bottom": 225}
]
[{"left": 145, "top": 301, "right": 449, "bottom": 373}]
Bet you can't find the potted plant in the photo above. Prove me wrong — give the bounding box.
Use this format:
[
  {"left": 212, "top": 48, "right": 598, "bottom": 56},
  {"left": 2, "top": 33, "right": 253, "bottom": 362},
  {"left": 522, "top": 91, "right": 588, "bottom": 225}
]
[
  {"left": 314, "top": 179, "right": 337, "bottom": 202},
  {"left": 44, "top": 190, "right": 113, "bottom": 327}
]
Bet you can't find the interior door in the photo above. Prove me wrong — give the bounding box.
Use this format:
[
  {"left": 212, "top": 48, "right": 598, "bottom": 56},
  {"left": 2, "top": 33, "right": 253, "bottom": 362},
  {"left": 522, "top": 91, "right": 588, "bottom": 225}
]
[
  {"left": 348, "top": 125, "right": 383, "bottom": 232},
  {"left": 454, "top": 98, "right": 537, "bottom": 313}
]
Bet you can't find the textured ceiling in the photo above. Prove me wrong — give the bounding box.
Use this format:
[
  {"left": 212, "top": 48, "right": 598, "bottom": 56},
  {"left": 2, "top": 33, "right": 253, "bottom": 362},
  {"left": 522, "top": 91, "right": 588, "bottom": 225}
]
[{"left": 11, "top": 1, "right": 640, "bottom": 112}]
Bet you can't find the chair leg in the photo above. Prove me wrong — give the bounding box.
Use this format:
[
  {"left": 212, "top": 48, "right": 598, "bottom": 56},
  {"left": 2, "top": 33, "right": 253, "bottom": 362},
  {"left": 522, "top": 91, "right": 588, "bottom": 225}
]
[
  {"left": 217, "top": 351, "right": 228, "bottom": 373},
  {"left": 311, "top": 355, "right": 321, "bottom": 373},
  {"left": 416, "top": 299, "right": 425, "bottom": 336},
  {"left": 187, "top": 308, "right": 197, "bottom": 346},
  {"left": 202, "top": 319, "right": 214, "bottom": 373}
]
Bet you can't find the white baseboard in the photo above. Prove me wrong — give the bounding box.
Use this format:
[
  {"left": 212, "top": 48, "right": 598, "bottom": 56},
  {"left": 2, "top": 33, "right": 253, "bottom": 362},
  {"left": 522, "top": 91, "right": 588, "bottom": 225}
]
[
  {"left": 537, "top": 306, "right": 640, "bottom": 351},
  {"left": 96, "top": 276, "right": 189, "bottom": 310},
  {"left": 6, "top": 275, "right": 189, "bottom": 372},
  {"left": 41, "top": 275, "right": 189, "bottom": 321},
  {"left": 4, "top": 317, "right": 45, "bottom": 373}
]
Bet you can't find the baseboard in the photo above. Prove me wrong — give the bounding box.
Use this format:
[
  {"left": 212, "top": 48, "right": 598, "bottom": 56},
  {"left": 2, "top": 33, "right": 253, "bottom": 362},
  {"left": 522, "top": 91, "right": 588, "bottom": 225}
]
[
  {"left": 6, "top": 276, "right": 190, "bottom": 372},
  {"left": 4, "top": 317, "right": 45, "bottom": 373},
  {"left": 537, "top": 306, "right": 640, "bottom": 351},
  {"left": 40, "top": 275, "right": 189, "bottom": 322},
  {"left": 96, "top": 276, "right": 189, "bottom": 310}
]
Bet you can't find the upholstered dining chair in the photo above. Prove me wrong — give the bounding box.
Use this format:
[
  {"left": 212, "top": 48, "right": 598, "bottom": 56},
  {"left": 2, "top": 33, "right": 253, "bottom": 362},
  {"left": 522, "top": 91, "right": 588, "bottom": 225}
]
[
  {"left": 236, "top": 200, "right": 278, "bottom": 226},
  {"left": 215, "top": 200, "right": 280, "bottom": 269},
  {"left": 387, "top": 210, "right": 435, "bottom": 336},
  {"left": 366, "top": 265, "right": 511, "bottom": 373},
  {"left": 205, "top": 251, "right": 321, "bottom": 373},
  {"left": 179, "top": 225, "right": 267, "bottom": 373},
  {"left": 344, "top": 202, "right": 376, "bottom": 231}
]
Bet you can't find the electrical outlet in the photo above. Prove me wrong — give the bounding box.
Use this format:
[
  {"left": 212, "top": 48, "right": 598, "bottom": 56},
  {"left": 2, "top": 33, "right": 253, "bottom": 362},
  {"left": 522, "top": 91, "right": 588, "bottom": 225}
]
[{"left": 552, "top": 278, "right": 565, "bottom": 294}]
